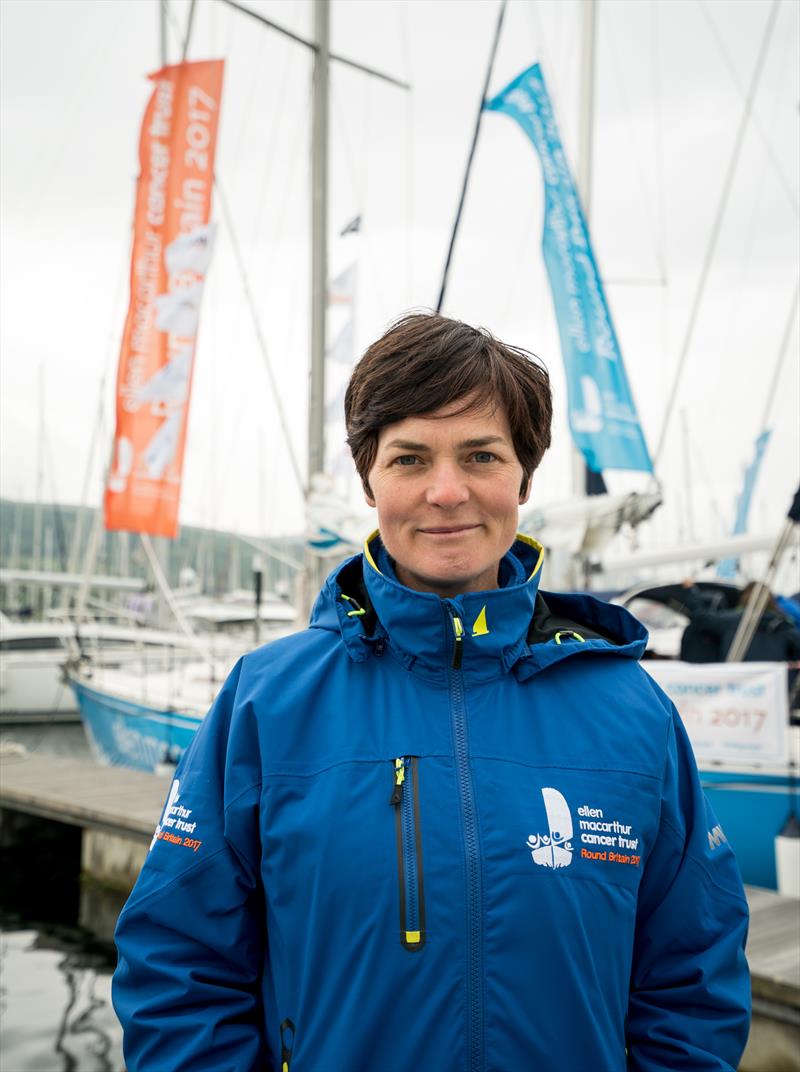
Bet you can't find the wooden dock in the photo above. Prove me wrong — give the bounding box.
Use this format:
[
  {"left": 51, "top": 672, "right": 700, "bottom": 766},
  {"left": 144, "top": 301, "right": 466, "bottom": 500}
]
[
  {"left": 0, "top": 751, "right": 171, "bottom": 842},
  {"left": 0, "top": 751, "right": 798, "bottom": 1067}
]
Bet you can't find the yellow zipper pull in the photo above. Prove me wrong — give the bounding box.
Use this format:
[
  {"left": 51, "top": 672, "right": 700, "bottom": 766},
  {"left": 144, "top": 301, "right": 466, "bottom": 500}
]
[
  {"left": 452, "top": 614, "right": 464, "bottom": 669},
  {"left": 390, "top": 756, "right": 405, "bottom": 806}
]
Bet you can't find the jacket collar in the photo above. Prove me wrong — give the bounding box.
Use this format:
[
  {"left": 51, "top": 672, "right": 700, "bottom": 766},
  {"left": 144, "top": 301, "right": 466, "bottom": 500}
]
[
  {"left": 313, "top": 533, "right": 648, "bottom": 677},
  {"left": 360, "top": 531, "right": 545, "bottom": 679}
]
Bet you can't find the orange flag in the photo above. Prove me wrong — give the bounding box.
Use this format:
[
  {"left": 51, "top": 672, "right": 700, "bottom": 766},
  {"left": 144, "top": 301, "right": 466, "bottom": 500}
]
[{"left": 105, "top": 60, "right": 224, "bottom": 537}]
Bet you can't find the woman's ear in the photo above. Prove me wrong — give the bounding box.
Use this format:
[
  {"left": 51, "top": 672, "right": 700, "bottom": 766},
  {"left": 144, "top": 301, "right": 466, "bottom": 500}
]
[
  {"left": 363, "top": 480, "right": 376, "bottom": 508},
  {"left": 519, "top": 474, "right": 532, "bottom": 505}
]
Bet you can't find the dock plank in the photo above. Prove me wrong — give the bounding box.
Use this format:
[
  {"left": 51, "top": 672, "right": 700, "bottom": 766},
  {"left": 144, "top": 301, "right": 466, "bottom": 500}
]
[
  {"left": 745, "top": 884, "right": 800, "bottom": 1008},
  {"left": 0, "top": 752, "right": 171, "bottom": 842}
]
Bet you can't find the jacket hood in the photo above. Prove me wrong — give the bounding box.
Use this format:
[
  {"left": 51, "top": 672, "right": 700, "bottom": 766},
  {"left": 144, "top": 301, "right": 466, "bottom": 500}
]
[{"left": 310, "top": 532, "right": 648, "bottom": 679}]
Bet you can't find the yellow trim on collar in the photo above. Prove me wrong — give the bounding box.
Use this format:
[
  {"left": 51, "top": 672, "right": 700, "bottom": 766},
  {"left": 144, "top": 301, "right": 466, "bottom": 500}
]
[
  {"left": 364, "top": 530, "right": 382, "bottom": 573},
  {"left": 515, "top": 533, "right": 545, "bottom": 580}
]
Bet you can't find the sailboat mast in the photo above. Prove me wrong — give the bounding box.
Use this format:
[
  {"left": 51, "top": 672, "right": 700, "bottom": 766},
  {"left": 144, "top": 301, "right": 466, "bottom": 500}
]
[
  {"left": 308, "top": 0, "right": 329, "bottom": 484},
  {"left": 160, "top": 0, "right": 168, "bottom": 66},
  {"left": 573, "top": 0, "right": 597, "bottom": 501},
  {"left": 576, "top": 0, "right": 596, "bottom": 212}
]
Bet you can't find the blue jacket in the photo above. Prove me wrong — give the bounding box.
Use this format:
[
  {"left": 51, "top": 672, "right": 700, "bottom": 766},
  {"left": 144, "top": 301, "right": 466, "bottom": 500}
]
[{"left": 113, "top": 535, "right": 750, "bottom": 1071}]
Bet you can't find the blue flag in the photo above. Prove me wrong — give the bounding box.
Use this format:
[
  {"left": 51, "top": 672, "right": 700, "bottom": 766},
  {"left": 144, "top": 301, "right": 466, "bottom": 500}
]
[
  {"left": 717, "top": 429, "right": 772, "bottom": 579},
  {"left": 485, "top": 64, "right": 653, "bottom": 474}
]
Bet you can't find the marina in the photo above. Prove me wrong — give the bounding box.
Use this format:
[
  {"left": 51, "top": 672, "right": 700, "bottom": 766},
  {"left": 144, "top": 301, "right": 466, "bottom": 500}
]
[{"left": 2, "top": 0, "right": 799, "bottom": 1066}]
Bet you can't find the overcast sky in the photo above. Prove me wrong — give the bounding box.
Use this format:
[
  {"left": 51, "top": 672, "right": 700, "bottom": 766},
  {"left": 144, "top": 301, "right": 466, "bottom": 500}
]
[{"left": 1, "top": 0, "right": 798, "bottom": 551}]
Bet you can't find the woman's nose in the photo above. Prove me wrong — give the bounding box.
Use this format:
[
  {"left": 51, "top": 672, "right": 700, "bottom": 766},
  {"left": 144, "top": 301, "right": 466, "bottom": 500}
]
[{"left": 425, "top": 463, "right": 470, "bottom": 507}]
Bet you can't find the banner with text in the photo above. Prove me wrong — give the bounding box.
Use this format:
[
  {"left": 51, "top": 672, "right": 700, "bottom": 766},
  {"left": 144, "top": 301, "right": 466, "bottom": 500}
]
[
  {"left": 105, "top": 60, "right": 224, "bottom": 537},
  {"left": 485, "top": 64, "right": 653, "bottom": 474},
  {"left": 645, "top": 661, "right": 789, "bottom": 766}
]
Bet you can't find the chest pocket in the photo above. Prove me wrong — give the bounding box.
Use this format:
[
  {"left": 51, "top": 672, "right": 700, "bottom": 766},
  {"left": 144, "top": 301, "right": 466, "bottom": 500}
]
[{"left": 390, "top": 756, "right": 426, "bottom": 951}]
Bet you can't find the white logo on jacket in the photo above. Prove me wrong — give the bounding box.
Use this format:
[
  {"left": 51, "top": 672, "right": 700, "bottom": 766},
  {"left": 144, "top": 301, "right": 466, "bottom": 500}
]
[
  {"left": 527, "top": 787, "right": 574, "bottom": 869},
  {"left": 151, "top": 778, "right": 181, "bottom": 850}
]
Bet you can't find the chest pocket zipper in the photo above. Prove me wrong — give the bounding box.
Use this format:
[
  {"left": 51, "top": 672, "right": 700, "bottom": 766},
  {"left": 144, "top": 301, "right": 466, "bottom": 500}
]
[
  {"left": 390, "top": 756, "right": 427, "bottom": 951},
  {"left": 280, "top": 1018, "right": 295, "bottom": 1071}
]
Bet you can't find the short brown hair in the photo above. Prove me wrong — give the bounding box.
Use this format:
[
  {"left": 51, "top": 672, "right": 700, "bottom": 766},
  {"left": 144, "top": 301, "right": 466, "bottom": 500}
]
[{"left": 344, "top": 312, "right": 552, "bottom": 495}]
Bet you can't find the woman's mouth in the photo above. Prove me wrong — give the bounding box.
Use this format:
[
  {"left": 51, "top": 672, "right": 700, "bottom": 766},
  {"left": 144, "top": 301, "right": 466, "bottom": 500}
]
[{"left": 418, "top": 524, "right": 480, "bottom": 536}]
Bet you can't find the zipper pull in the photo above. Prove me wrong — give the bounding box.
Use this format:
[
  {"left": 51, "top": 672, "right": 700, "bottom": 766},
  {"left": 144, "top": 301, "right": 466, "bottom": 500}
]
[
  {"left": 451, "top": 612, "right": 464, "bottom": 669},
  {"left": 280, "top": 1018, "right": 295, "bottom": 1072},
  {"left": 390, "top": 756, "right": 406, "bottom": 806}
]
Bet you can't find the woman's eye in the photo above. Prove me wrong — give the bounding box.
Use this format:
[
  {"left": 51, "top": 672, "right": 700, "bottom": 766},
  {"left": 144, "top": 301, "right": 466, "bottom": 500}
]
[
  {"left": 394, "top": 455, "right": 418, "bottom": 467},
  {"left": 472, "top": 451, "right": 497, "bottom": 463}
]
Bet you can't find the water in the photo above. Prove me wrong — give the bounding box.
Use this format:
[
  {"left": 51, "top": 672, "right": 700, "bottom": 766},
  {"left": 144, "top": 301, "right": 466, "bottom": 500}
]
[{"left": 1, "top": 722, "right": 125, "bottom": 1071}]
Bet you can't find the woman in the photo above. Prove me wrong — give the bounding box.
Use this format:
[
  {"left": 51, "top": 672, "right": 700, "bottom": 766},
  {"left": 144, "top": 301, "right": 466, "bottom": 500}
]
[{"left": 113, "top": 314, "right": 750, "bottom": 1071}]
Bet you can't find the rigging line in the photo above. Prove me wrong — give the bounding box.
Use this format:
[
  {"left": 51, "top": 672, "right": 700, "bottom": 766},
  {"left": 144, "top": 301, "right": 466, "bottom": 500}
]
[
  {"left": 649, "top": 0, "right": 668, "bottom": 289},
  {"left": 436, "top": 0, "right": 508, "bottom": 313},
  {"left": 217, "top": 0, "right": 410, "bottom": 90},
  {"left": 182, "top": 0, "right": 198, "bottom": 62},
  {"left": 497, "top": 204, "right": 539, "bottom": 326},
  {"left": 758, "top": 281, "right": 800, "bottom": 434},
  {"left": 332, "top": 79, "right": 366, "bottom": 210},
  {"left": 650, "top": 0, "right": 780, "bottom": 474},
  {"left": 330, "top": 84, "right": 389, "bottom": 314},
  {"left": 605, "top": 12, "right": 668, "bottom": 285},
  {"left": 164, "top": 0, "right": 188, "bottom": 57},
  {"left": 398, "top": 0, "right": 415, "bottom": 304},
  {"left": 139, "top": 533, "right": 201, "bottom": 645},
  {"left": 248, "top": 79, "right": 312, "bottom": 282},
  {"left": 66, "top": 213, "right": 130, "bottom": 586},
  {"left": 684, "top": 431, "right": 728, "bottom": 532},
  {"left": 16, "top": 6, "right": 129, "bottom": 230},
  {"left": 709, "top": 124, "right": 772, "bottom": 387},
  {"left": 229, "top": 29, "right": 269, "bottom": 213},
  {"left": 214, "top": 178, "right": 305, "bottom": 497},
  {"left": 251, "top": 66, "right": 314, "bottom": 259},
  {"left": 246, "top": 17, "right": 301, "bottom": 261},
  {"left": 697, "top": 0, "right": 798, "bottom": 216},
  {"left": 526, "top": 3, "right": 578, "bottom": 198}
]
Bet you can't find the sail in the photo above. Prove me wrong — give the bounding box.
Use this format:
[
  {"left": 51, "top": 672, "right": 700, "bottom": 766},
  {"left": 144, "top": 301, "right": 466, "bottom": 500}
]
[
  {"left": 485, "top": 64, "right": 653, "bottom": 475},
  {"left": 105, "top": 60, "right": 225, "bottom": 538}
]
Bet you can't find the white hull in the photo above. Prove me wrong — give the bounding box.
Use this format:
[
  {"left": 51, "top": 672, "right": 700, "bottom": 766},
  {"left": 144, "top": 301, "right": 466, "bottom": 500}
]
[{"left": 0, "top": 651, "right": 77, "bottom": 717}]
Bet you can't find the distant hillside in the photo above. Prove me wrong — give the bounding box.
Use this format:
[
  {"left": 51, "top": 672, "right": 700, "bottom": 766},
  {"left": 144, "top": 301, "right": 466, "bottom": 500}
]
[{"left": 0, "top": 499, "right": 303, "bottom": 597}]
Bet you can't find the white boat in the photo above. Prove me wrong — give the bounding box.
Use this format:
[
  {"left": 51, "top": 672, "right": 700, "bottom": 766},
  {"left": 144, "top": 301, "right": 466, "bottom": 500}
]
[
  {"left": 0, "top": 611, "right": 209, "bottom": 722},
  {"left": 68, "top": 610, "right": 295, "bottom": 771},
  {"left": 69, "top": 659, "right": 225, "bottom": 772},
  {"left": 179, "top": 589, "right": 297, "bottom": 634}
]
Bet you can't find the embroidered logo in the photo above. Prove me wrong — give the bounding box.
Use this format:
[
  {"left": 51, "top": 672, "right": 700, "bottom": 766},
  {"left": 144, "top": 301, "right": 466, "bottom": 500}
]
[
  {"left": 150, "top": 778, "right": 203, "bottom": 853},
  {"left": 527, "top": 787, "right": 574, "bottom": 869},
  {"left": 708, "top": 824, "right": 727, "bottom": 851}
]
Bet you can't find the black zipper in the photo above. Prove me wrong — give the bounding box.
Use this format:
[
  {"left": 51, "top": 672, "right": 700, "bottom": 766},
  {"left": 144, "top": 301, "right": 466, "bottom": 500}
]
[
  {"left": 280, "top": 1018, "right": 295, "bottom": 1071},
  {"left": 446, "top": 600, "right": 484, "bottom": 1070},
  {"left": 451, "top": 610, "right": 464, "bottom": 669},
  {"left": 390, "top": 756, "right": 426, "bottom": 950}
]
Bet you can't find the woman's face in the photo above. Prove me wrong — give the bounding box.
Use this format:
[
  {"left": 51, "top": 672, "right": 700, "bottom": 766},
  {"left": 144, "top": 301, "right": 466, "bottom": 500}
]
[{"left": 365, "top": 397, "right": 530, "bottom": 598}]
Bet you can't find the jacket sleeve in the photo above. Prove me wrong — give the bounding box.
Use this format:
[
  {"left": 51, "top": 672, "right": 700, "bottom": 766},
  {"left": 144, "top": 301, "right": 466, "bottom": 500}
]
[
  {"left": 627, "top": 694, "right": 751, "bottom": 1071},
  {"left": 112, "top": 657, "right": 269, "bottom": 1072}
]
